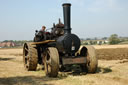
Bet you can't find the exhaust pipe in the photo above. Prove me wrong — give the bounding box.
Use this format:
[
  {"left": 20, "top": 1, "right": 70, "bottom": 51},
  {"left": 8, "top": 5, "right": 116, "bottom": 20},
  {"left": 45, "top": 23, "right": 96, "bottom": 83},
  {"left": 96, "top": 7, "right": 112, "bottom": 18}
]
[{"left": 62, "top": 3, "right": 71, "bottom": 34}]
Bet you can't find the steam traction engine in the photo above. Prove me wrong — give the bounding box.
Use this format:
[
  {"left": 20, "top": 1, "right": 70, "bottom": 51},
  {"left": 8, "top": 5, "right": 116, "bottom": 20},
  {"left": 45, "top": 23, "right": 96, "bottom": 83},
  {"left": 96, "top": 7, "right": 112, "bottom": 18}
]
[{"left": 23, "top": 3, "right": 98, "bottom": 77}]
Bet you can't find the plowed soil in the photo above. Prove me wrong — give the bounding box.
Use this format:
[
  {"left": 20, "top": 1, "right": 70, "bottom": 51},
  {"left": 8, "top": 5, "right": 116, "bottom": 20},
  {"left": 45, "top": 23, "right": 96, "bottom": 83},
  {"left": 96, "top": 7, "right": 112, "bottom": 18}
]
[
  {"left": 0, "top": 45, "right": 128, "bottom": 85},
  {"left": 94, "top": 45, "right": 128, "bottom": 60}
]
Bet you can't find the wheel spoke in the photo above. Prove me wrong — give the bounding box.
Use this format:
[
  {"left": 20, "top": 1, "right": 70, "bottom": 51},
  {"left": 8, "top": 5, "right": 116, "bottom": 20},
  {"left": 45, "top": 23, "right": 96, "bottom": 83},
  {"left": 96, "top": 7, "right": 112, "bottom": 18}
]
[
  {"left": 25, "top": 47, "right": 28, "bottom": 51},
  {"left": 25, "top": 56, "right": 28, "bottom": 59},
  {"left": 46, "top": 59, "right": 51, "bottom": 65},
  {"left": 47, "top": 65, "right": 51, "bottom": 73}
]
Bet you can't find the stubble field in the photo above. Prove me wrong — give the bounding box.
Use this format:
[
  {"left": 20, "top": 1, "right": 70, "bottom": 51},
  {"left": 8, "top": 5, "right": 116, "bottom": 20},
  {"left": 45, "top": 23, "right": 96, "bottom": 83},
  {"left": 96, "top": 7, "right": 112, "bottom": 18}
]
[{"left": 0, "top": 45, "right": 128, "bottom": 85}]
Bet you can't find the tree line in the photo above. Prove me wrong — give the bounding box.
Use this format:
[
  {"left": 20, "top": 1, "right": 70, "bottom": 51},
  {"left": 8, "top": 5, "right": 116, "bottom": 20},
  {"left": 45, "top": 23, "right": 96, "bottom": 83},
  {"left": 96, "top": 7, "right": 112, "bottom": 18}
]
[
  {"left": 1, "top": 34, "right": 128, "bottom": 46},
  {"left": 81, "top": 34, "right": 128, "bottom": 45}
]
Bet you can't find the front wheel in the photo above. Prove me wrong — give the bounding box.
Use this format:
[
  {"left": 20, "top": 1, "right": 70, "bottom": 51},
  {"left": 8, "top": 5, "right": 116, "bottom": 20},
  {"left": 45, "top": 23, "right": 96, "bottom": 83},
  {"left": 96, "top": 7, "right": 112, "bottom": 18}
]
[
  {"left": 86, "top": 46, "right": 98, "bottom": 73},
  {"left": 43, "top": 47, "right": 59, "bottom": 77},
  {"left": 80, "top": 46, "right": 98, "bottom": 73}
]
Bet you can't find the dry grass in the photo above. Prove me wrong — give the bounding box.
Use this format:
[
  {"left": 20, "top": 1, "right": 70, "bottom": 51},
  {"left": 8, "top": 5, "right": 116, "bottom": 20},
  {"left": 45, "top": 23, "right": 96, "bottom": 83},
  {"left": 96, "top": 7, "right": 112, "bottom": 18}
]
[
  {"left": 0, "top": 48, "right": 22, "bottom": 56},
  {"left": 0, "top": 46, "right": 128, "bottom": 85}
]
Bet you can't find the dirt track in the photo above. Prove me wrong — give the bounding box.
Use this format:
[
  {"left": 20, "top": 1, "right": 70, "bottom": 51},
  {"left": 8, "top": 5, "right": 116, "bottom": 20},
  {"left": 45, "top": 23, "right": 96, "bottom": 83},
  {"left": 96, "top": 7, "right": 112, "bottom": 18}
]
[{"left": 0, "top": 46, "right": 128, "bottom": 85}]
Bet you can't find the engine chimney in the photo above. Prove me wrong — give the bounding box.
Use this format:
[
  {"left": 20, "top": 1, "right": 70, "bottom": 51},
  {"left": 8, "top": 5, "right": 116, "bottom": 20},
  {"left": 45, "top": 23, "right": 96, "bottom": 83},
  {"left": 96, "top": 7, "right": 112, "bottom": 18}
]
[{"left": 62, "top": 3, "right": 71, "bottom": 34}]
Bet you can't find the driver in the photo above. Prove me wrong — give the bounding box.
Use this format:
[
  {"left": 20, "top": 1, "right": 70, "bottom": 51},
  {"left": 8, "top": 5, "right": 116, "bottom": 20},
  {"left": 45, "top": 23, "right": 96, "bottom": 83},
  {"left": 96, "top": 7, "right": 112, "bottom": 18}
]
[{"left": 41, "top": 26, "right": 46, "bottom": 32}]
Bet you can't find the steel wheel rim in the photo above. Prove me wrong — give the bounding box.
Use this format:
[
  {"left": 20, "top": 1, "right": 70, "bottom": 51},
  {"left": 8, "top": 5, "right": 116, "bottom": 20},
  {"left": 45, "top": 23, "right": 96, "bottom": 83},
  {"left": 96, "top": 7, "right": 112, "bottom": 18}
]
[{"left": 23, "top": 44, "right": 29, "bottom": 68}]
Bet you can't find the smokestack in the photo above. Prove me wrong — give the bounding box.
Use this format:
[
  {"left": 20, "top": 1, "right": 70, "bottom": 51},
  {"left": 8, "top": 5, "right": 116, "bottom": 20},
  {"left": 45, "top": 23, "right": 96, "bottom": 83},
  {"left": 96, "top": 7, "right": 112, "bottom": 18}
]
[{"left": 62, "top": 3, "right": 71, "bottom": 34}]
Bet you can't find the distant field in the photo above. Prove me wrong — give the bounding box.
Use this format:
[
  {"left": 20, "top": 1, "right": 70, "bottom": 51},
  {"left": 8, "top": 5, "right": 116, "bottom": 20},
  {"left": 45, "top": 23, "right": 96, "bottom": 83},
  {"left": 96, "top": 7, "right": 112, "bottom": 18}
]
[
  {"left": 94, "top": 44, "right": 128, "bottom": 49},
  {"left": 93, "top": 45, "right": 128, "bottom": 60},
  {"left": 0, "top": 45, "right": 128, "bottom": 85}
]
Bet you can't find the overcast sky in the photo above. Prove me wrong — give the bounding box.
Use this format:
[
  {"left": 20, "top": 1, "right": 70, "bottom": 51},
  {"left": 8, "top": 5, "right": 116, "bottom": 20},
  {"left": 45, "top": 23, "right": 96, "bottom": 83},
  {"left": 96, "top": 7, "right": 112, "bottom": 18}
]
[{"left": 0, "top": 0, "right": 128, "bottom": 41}]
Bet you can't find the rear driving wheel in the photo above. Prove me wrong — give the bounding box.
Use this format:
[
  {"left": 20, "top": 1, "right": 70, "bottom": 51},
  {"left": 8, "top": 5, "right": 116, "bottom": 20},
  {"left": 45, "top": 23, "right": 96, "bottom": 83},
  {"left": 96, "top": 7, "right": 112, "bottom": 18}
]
[
  {"left": 44, "top": 47, "right": 59, "bottom": 77},
  {"left": 23, "top": 43, "right": 38, "bottom": 71}
]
